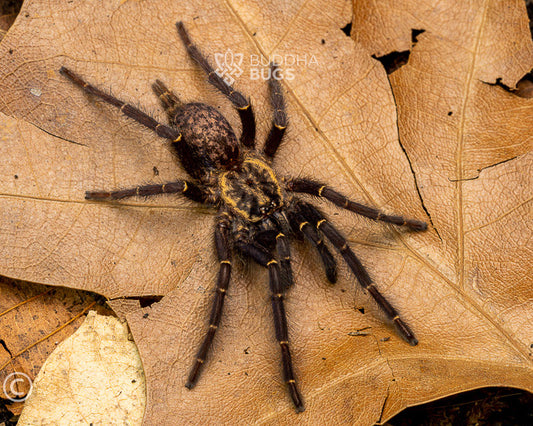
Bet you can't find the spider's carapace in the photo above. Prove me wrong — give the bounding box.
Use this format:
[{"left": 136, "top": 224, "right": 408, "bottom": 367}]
[{"left": 220, "top": 156, "right": 283, "bottom": 222}]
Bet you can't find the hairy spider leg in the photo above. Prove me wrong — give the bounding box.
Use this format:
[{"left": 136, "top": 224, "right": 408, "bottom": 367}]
[
  {"left": 264, "top": 63, "right": 288, "bottom": 159},
  {"left": 235, "top": 231, "right": 304, "bottom": 412},
  {"left": 286, "top": 178, "right": 428, "bottom": 231},
  {"left": 263, "top": 64, "right": 289, "bottom": 159},
  {"left": 287, "top": 202, "right": 337, "bottom": 283},
  {"left": 267, "top": 258, "right": 305, "bottom": 412},
  {"left": 275, "top": 231, "right": 294, "bottom": 288},
  {"left": 187, "top": 212, "right": 233, "bottom": 388},
  {"left": 85, "top": 180, "right": 211, "bottom": 203},
  {"left": 297, "top": 202, "right": 418, "bottom": 345},
  {"left": 152, "top": 79, "right": 182, "bottom": 122},
  {"left": 269, "top": 212, "right": 295, "bottom": 288},
  {"left": 59, "top": 67, "right": 182, "bottom": 142},
  {"left": 175, "top": 21, "right": 256, "bottom": 148}
]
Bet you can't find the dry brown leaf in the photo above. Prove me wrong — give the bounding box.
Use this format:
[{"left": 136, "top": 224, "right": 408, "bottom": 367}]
[
  {"left": 0, "top": 14, "right": 16, "bottom": 39},
  {"left": 0, "top": 0, "right": 531, "bottom": 424},
  {"left": 0, "top": 276, "right": 111, "bottom": 416},
  {"left": 18, "top": 311, "right": 145, "bottom": 425},
  {"left": 352, "top": 0, "right": 533, "bottom": 421},
  {"left": 0, "top": 0, "right": 20, "bottom": 38}
]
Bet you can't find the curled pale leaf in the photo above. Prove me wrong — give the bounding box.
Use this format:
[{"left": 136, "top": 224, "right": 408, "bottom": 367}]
[
  {"left": 0, "top": 277, "right": 110, "bottom": 415},
  {"left": 18, "top": 311, "right": 145, "bottom": 425}
]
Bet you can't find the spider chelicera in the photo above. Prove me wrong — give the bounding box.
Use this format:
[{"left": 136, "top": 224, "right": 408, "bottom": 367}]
[{"left": 60, "top": 21, "right": 427, "bottom": 412}]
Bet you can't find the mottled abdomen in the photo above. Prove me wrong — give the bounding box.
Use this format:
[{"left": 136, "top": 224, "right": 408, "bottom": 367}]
[
  {"left": 172, "top": 103, "right": 239, "bottom": 181},
  {"left": 220, "top": 157, "right": 283, "bottom": 222}
]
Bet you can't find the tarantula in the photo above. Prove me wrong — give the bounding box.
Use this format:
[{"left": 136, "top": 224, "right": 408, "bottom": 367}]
[{"left": 60, "top": 21, "right": 427, "bottom": 412}]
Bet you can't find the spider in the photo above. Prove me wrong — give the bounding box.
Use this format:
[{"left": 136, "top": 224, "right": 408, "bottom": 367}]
[{"left": 59, "top": 21, "right": 427, "bottom": 413}]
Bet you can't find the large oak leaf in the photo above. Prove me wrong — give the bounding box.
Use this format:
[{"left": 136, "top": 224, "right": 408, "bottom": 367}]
[
  {"left": 0, "top": 0, "right": 531, "bottom": 424},
  {"left": 353, "top": 0, "right": 533, "bottom": 421}
]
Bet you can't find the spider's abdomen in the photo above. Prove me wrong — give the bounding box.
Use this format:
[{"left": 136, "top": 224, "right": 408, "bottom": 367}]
[
  {"left": 172, "top": 103, "right": 239, "bottom": 181},
  {"left": 220, "top": 156, "right": 283, "bottom": 222}
]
